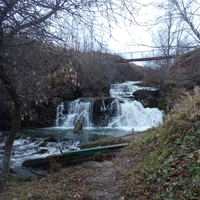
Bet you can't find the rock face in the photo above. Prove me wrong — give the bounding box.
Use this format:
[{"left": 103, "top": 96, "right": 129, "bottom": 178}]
[
  {"left": 133, "top": 90, "right": 159, "bottom": 100},
  {"left": 133, "top": 89, "right": 162, "bottom": 108},
  {"left": 93, "top": 98, "right": 113, "bottom": 126}
]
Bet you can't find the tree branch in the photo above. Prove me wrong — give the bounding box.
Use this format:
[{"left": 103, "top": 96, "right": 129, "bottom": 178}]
[
  {"left": 0, "top": 0, "right": 19, "bottom": 22},
  {"left": 7, "top": 2, "right": 61, "bottom": 38}
]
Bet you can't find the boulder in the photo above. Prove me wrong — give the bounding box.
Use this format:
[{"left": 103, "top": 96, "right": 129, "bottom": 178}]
[
  {"left": 133, "top": 89, "right": 160, "bottom": 100},
  {"left": 9, "top": 168, "right": 17, "bottom": 173},
  {"left": 39, "top": 142, "right": 47, "bottom": 147},
  {"left": 73, "top": 113, "right": 85, "bottom": 133},
  {"left": 133, "top": 89, "right": 164, "bottom": 109},
  {"left": 44, "top": 136, "right": 58, "bottom": 142},
  {"left": 33, "top": 149, "right": 48, "bottom": 154}
]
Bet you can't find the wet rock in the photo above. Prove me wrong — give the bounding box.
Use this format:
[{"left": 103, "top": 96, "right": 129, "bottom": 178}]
[
  {"left": 23, "top": 141, "right": 29, "bottom": 145},
  {"left": 73, "top": 113, "right": 85, "bottom": 133},
  {"left": 133, "top": 89, "right": 163, "bottom": 109},
  {"left": 39, "top": 142, "right": 47, "bottom": 147},
  {"left": 33, "top": 149, "right": 48, "bottom": 154},
  {"left": 9, "top": 168, "right": 17, "bottom": 173},
  {"left": 133, "top": 89, "right": 160, "bottom": 100},
  {"left": 44, "top": 137, "right": 58, "bottom": 142},
  {"left": 79, "top": 97, "right": 95, "bottom": 103}
]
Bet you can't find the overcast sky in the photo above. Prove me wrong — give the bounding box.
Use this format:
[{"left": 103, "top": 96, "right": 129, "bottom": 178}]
[
  {"left": 107, "top": 1, "right": 159, "bottom": 54},
  {"left": 108, "top": 24, "right": 152, "bottom": 53}
]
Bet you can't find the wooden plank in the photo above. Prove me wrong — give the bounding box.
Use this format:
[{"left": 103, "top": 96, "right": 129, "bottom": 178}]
[{"left": 22, "top": 143, "right": 129, "bottom": 168}]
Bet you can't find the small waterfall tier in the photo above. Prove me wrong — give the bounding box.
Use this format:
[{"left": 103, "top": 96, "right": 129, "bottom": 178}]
[
  {"left": 56, "top": 98, "right": 94, "bottom": 128},
  {"left": 104, "top": 99, "right": 163, "bottom": 131},
  {"left": 110, "top": 81, "right": 156, "bottom": 98},
  {"left": 56, "top": 81, "right": 163, "bottom": 131}
]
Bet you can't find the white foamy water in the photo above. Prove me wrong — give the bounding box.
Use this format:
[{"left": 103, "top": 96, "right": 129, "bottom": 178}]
[
  {"left": 106, "top": 81, "right": 163, "bottom": 131},
  {"left": 56, "top": 81, "right": 163, "bottom": 131},
  {"left": 56, "top": 98, "right": 94, "bottom": 128},
  {"left": 0, "top": 133, "right": 80, "bottom": 170},
  {"left": 106, "top": 99, "right": 163, "bottom": 131},
  {"left": 110, "top": 81, "right": 157, "bottom": 98}
]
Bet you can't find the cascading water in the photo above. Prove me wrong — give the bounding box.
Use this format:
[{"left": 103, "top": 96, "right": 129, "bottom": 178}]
[
  {"left": 56, "top": 98, "right": 94, "bottom": 128},
  {"left": 56, "top": 81, "right": 163, "bottom": 131},
  {"left": 106, "top": 99, "right": 163, "bottom": 131},
  {"left": 109, "top": 81, "right": 156, "bottom": 98},
  {"left": 105, "top": 81, "right": 163, "bottom": 131}
]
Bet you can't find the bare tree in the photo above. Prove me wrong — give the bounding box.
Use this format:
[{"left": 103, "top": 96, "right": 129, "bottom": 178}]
[
  {"left": 149, "top": 2, "right": 191, "bottom": 70},
  {"left": 170, "top": 0, "right": 200, "bottom": 42},
  {"left": 0, "top": 0, "right": 141, "bottom": 189},
  {"left": 130, "top": 0, "right": 200, "bottom": 65},
  {"left": 151, "top": 0, "right": 200, "bottom": 70}
]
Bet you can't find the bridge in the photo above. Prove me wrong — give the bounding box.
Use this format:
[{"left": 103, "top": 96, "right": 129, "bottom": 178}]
[{"left": 114, "top": 50, "right": 177, "bottom": 63}]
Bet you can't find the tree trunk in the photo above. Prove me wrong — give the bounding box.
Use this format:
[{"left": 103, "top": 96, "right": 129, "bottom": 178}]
[{"left": 0, "top": 64, "right": 22, "bottom": 190}]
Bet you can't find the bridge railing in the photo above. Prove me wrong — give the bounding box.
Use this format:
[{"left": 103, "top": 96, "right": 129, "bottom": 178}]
[
  {"left": 116, "top": 46, "right": 199, "bottom": 61},
  {"left": 117, "top": 50, "right": 159, "bottom": 60}
]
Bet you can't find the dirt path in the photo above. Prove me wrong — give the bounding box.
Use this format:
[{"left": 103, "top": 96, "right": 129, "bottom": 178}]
[
  {"left": 82, "top": 146, "right": 135, "bottom": 200},
  {"left": 79, "top": 133, "right": 145, "bottom": 200},
  {"left": 84, "top": 160, "right": 120, "bottom": 199}
]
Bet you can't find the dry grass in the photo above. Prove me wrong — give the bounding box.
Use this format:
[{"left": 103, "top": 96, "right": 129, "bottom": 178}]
[
  {"left": 0, "top": 163, "right": 97, "bottom": 200},
  {"left": 166, "top": 48, "right": 200, "bottom": 79},
  {"left": 169, "top": 86, "right": 200, "bottom": 121}
]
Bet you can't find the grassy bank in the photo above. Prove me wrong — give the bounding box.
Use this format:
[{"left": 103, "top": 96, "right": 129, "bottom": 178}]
[{"left": 119, "top": 87, "right": 200, "bottom": 199}]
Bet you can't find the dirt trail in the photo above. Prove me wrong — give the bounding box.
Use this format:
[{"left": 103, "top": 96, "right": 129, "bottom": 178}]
[
  {"left": 84, "top": 161, "right": 120, "bottom": 199},
  {"left": 82, "top": 146, "right": 135, "bottom": 200}
]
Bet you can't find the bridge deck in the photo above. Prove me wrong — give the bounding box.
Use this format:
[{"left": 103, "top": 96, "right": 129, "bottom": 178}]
[{"left": 114, "top": 55, "right": 176, "bottom": 63}]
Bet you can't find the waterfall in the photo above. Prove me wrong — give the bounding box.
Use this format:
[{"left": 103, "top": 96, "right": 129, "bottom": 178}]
[
  {"left": 55, "top": 81, "right": 163, "bottom": 131},
  {"left": 56, "top": 98, "right": 94, "bottom": 128},
  {"left": 105, "top": 81, "right": 163, "bottom": 131},
  {"left": 56, "top": 102, "right": 66, "bottom": 126},
  {"left": 109, "top": 81, "right": 156, "bottom": 98},
  {"left": 106, "top": 99, "right": 163, "bottom": 131}
]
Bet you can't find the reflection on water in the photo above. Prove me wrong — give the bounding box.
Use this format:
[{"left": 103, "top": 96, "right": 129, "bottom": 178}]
[{"left": 20, "top": 127, "right": 132, "bottom": 142}]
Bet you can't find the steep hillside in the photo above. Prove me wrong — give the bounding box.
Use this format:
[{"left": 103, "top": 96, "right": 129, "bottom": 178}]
[{"left": 162, "top": 48, "right": 200, "bottom": 94}]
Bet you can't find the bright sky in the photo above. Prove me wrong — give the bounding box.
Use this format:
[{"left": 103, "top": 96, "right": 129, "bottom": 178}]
[
  {"left": 107, "top": 0, "right": 158, "bottom": 54},
  {"left": 108, "top": 24, "right": 152, "bottom": 53}
]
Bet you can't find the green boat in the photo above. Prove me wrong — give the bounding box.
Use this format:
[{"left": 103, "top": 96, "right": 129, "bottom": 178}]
[{"left": 22, "top": 143, "right": 129, "bottom": 168}]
